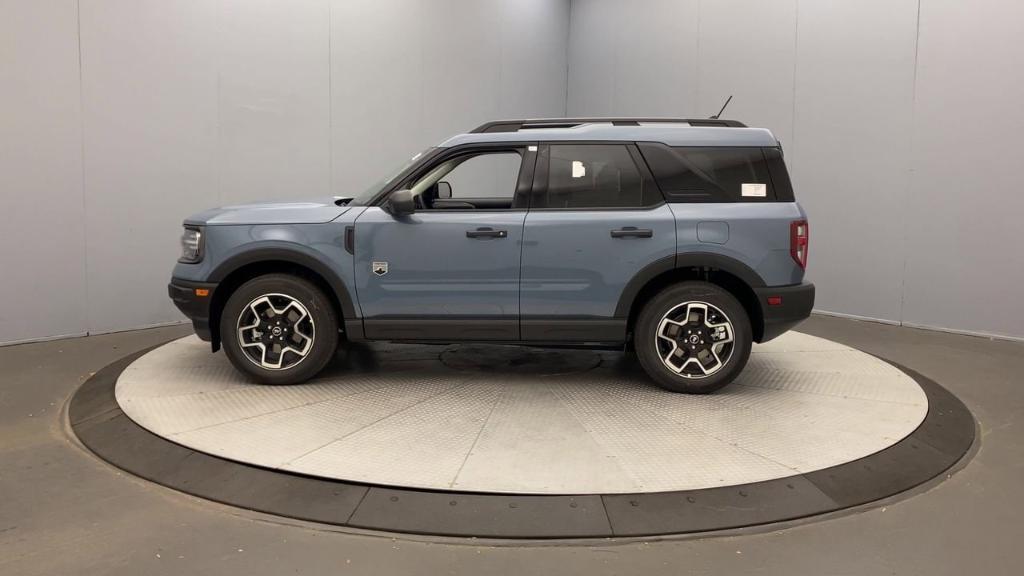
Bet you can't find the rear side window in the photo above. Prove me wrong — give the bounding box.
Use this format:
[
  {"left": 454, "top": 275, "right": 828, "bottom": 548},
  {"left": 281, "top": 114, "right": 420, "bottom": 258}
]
[
  {"left": 637, "top": 143, "right": 783, "bottom": 202},
  {"left": 538, "top": 144, "right": 661, "bottom": 209}
]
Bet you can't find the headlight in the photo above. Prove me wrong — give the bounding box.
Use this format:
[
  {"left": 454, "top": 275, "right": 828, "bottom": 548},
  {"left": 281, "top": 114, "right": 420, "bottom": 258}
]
[{"left": 179, "top": 227, "right": 203, "bottom": 263}]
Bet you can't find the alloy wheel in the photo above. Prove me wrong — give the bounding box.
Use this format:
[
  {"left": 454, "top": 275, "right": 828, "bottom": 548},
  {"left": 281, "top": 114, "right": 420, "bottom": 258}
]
[
  {"left": 236, "top": 293, "right": 315, "bottom": 370},
  {"left": 654, "top": 301, "right": 735, "bottom": 379}
]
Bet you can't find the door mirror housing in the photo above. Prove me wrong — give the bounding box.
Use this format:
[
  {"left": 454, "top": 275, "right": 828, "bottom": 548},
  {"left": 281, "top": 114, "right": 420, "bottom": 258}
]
[{"left": 387, "top": 189, "right": 415, "bottom": 216}]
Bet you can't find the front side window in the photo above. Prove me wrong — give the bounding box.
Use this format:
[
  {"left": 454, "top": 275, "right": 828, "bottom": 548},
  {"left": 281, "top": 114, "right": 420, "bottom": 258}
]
[
  {"left": 541, "top": 144, "right": 655, "bottom": 209},
  {"left": 408, "top": 150, "right": 523, "bottom": 210},
  {"left": 441, "top": 152, "right": 522, "bottom": 200}
]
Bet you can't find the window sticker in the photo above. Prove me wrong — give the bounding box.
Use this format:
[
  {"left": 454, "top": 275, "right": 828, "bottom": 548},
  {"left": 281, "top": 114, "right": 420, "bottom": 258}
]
[
  {"left": 571, "top": 160, "right": 586, "bottom": 178},
  {"left": 741, "top": 183, "right": 767, "bottom": 197}
]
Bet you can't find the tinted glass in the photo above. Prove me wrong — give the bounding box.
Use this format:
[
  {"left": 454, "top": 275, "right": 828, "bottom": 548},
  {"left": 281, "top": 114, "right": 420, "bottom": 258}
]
[
  {"left": 543, "top": 144, "right": 648, "bottom": 208},
  {"left": 763, "top": 147, "right": 794, "bottom": 202},
  {"left": 638, "top": 144, "right": 774, "bottom": 202},
  {"left": 408, "top": 150, "right": 524, "bottom": 210}
]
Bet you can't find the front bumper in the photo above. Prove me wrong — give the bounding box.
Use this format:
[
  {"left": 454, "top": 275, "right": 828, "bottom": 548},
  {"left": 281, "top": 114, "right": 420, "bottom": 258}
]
[
  {"left": 168, "top": 278, "right": 218, "bottom": 342},
  {"left": 754, "top": 282, "right": 815, "bottom": 342}
]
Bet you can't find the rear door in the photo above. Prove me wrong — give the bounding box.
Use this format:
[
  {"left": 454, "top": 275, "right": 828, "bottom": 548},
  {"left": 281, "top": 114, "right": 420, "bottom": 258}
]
[{"left": 520, "top": 143, "right": 676, "bottom": 342}]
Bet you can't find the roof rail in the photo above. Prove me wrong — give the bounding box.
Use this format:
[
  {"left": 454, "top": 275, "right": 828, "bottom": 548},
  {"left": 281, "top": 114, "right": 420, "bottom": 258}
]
[{"left": 469, "top": 117, "right": 747, "bottom": 133}]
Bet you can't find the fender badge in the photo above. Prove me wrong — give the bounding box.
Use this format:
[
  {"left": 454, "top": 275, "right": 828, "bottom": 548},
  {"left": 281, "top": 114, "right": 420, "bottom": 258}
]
[{"left": 372, "top": 261, "right": 388, "bottom": 276}]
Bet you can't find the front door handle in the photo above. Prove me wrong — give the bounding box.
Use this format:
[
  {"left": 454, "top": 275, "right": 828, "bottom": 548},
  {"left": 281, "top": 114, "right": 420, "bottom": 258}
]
[
  {"left": 610, "top": 227, "right": 653, "bottom": 238},
  {"left": 466, "top": 227, "right": 508, "bottom": 239}
]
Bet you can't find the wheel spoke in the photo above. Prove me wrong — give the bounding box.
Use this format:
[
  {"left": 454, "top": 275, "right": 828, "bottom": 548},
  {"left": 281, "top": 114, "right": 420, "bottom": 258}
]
[
  {"left": 708, "top": 347, "right": 724, "bottom": 371},
  {"left": 657, "top": 318, "right": 686, "bottom": 342},
  {"left": 685, "top": 302, "right": 705, "bottom": 323},
  {"left": 696, "top": 348, "right": 722, "bottom": 374},
  {"left": 248, "top": 297, "right": 270, "bottom": 320},
  {"left": 660, "top": 341, "right": 684, "bottom": 373}
]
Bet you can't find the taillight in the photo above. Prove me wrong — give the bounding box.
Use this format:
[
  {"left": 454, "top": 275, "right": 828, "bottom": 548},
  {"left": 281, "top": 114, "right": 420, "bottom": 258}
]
[{"left": 790, "top": 219, "right": 809, "bottom": 269}]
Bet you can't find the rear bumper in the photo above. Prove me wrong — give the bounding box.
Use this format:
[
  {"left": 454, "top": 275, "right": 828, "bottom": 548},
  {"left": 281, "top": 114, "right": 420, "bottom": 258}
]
[
  {"left": 754, "top": 282, "right": 815, "bottom": 342},
  {"left": 168, "top": 278, "right": 218, "bottom": 342}
]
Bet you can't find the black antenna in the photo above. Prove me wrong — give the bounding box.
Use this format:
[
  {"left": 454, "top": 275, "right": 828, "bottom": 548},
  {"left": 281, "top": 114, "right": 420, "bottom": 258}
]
[{"left": 710, "top": 95, "right": 733, "bottom": 119}]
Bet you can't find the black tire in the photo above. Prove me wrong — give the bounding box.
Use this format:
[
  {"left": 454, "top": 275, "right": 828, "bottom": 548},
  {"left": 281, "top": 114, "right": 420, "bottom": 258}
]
[
  {"left": 220, "top": 274, "right": 339, "bottom": 385},
  {"left": 635, "top": 281, "right": 752, "bottom": 394}
]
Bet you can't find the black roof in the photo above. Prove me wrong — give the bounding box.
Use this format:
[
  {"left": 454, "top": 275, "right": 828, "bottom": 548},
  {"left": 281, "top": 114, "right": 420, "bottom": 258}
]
[{"left": 470, "top": 117, "right": 747, "bottom": 133}]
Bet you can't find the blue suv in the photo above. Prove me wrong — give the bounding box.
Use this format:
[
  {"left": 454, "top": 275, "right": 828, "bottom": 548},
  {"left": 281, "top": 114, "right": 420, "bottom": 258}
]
[{"left": 169, "top": 118, "right": 813, "bottom": 393}]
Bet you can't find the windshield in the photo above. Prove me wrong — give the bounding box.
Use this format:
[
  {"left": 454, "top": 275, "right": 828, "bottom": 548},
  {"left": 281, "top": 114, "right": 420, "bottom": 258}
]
[{"left": 346, "top": 148, "right": 433, "bottom": 206}]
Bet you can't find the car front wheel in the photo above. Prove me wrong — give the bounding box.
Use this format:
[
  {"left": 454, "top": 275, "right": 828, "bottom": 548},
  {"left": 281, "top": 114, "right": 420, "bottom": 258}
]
[
  {"left": 220, "top": 274, "right": 339, "bottom": 385},
  {"left": 635, "top": 281, "right": 752, "bottom": 394}
]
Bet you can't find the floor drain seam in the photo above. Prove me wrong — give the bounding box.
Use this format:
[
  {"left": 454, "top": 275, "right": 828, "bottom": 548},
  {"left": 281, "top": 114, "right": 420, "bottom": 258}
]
[
  {"left": 614, "top": 392, "right": 803, "bottom": 475},
  {"left": 732, "top": 381, "right": 927, "bottom": 406},
  {"left": 164, "top": 379, "right": 438, "bottom": 437},
  {"left": 448, "top": 386, "right": 506, "bottom": 489},
  {"left": 277, "top": 378, "right": 475, "bottom": 468},
  {"left": 547, "top": 384, "right": 648, "bottom": 491},
  {"left": 117, "top": 364, "right": 441, "bottom": 402},
  {"left": 344, "top": 485, "right": 372, "bottom": 525}
]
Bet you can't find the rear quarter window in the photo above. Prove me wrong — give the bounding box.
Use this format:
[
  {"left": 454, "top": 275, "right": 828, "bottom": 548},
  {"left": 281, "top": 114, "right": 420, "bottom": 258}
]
[{"left": 637, "top": 143, "right": 792, "bottom": 202}]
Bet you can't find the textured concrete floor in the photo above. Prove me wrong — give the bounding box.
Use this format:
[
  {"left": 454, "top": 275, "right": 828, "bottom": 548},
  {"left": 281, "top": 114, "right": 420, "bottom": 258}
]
[{"left": 1, "top": 315, "right": 1021, "bottom": 575}]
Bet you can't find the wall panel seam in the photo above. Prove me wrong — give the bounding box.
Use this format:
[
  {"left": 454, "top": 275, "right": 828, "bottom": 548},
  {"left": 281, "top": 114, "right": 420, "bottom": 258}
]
[
  {"left": 327, "top": 0, "right": 334, "bottom": 196},
  {"left": 564, "top": 0, "right": 572, "bottom": 115},
  {"left": 789, "top": 0, "right": 800, "bottom": 172},
  {"left": 75, "top": 0, "right": 90, "bottom": 339},
  {"left": 898, "top": 0, "right": 924, "bottom": 328}
]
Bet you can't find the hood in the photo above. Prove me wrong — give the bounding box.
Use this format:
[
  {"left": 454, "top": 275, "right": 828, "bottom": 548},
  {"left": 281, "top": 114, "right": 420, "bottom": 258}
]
[{"left": 184, "top": 197, "right": 351, "bottom": 226}]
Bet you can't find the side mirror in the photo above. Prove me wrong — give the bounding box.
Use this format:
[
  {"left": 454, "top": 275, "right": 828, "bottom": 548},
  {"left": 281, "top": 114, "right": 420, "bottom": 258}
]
[
  {"left": 437, "top": 181, "right": 452, "bottom": 199},
  {"left": 387, "top": 189, "right": 415, "bottom": 216}
]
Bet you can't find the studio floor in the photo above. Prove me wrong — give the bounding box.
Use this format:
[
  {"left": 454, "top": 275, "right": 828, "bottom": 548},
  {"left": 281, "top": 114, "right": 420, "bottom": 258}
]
[{"left": 1, "top": 315, "right": 1021, "bottom": 575}]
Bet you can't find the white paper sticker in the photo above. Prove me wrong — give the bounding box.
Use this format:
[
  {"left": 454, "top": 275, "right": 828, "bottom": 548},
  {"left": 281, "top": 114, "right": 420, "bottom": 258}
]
[
  {"left": 741, "top": 183, "right": 767, "bottom": 197},
  {"left": 571, "top": 160, "right": 586, "bottom": 178}
]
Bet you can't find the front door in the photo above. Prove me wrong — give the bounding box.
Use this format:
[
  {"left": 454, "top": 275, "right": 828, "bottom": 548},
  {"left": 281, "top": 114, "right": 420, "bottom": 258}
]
[
  {"left": 354, "top": 145, "right": 535, "bottom": 341},
  {"left": 520, "top": 143, "right": 676, "bottom": 342}
]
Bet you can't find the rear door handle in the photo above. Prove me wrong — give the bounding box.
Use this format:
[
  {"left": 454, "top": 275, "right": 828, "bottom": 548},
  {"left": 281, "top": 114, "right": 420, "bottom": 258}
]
[
  {"left": 466, "top": 227, "right": 507, "bottom": 239},
  {"left": 610, "top": 227, "right": 653, "bottom": 238}
]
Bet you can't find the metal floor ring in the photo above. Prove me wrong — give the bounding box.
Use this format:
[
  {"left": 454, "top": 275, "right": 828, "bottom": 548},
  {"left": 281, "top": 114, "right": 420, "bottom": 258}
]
[{"left": 112, "top": 332, "right": 928, "bottom": 495}]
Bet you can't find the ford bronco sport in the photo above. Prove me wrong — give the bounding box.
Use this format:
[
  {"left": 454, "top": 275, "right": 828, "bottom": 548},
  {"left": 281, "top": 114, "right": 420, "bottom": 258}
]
[{"left": 169, "top": 118, "right": 814, "bottom": 393}]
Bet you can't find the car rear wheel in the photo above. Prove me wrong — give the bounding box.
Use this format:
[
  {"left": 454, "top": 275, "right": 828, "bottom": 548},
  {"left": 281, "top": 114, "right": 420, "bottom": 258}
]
[
  {"left": 220, "top": 274, "right": 339, "bottom": 385},
  {"left": 635, "top": 281, "right": 752, "bottom": 394}
]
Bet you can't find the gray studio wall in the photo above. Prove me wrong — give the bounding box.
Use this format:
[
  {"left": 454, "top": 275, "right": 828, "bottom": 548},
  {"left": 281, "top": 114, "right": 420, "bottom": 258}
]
[
  {"left": 568, "top": 0, "right": 1024, "bottom": 340},
  {"left": 0, "top": 0, "right": 570, "bottom": 344},
  {"left": 5, "top": 0, "right": 1022, "bottom": 345}
]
